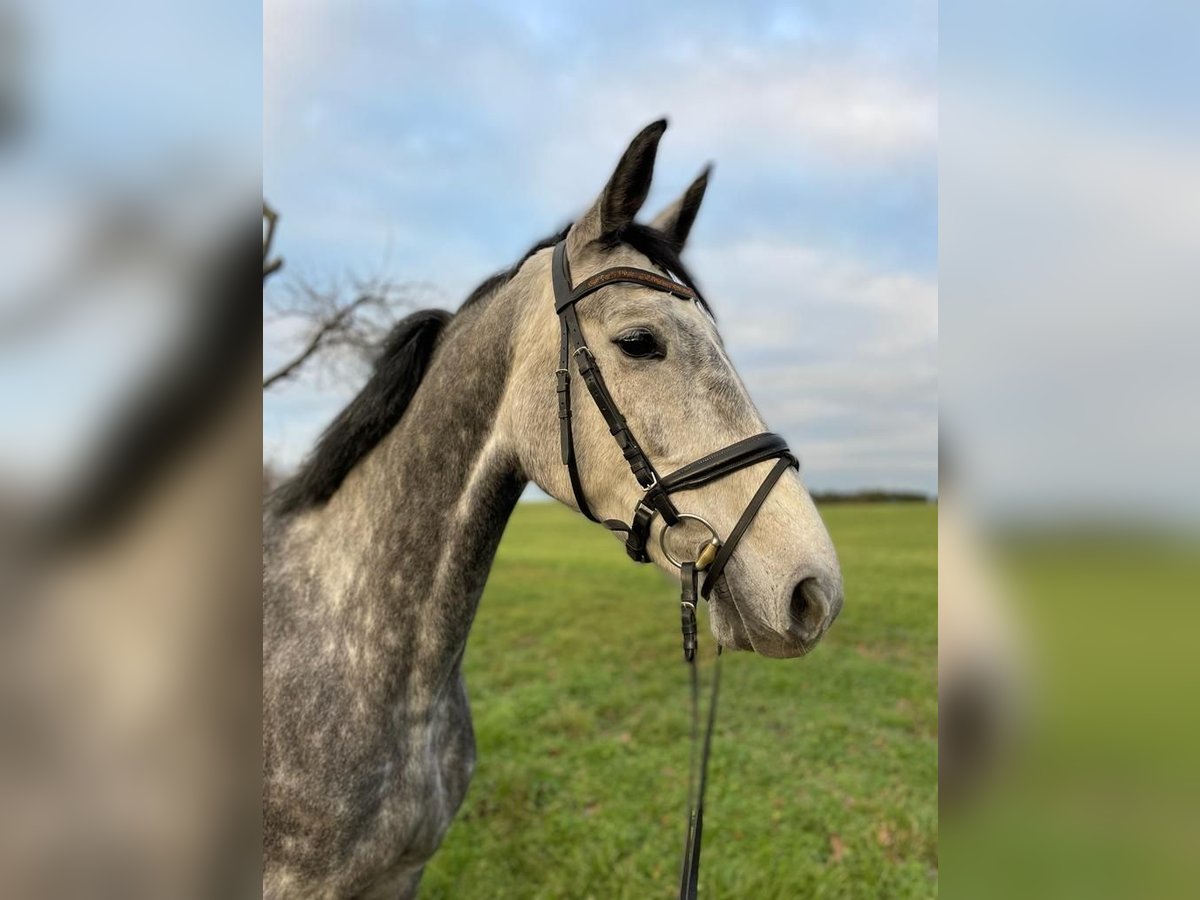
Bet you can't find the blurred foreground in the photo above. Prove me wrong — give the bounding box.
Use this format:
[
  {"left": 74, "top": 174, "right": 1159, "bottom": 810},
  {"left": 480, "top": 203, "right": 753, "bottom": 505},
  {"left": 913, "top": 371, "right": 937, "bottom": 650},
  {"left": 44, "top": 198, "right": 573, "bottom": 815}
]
[
  {"left": 0, "top": 2, "right": 260, "bottom": 897},
  {"left": 940, "top": 1, "right": 1200, "bottom": 896},
  {"left": 940, "top": 512, "right": 1199, "bottom": 899},
  {"left": 0, "top": 218, "right": 262, "bottom": 898}
]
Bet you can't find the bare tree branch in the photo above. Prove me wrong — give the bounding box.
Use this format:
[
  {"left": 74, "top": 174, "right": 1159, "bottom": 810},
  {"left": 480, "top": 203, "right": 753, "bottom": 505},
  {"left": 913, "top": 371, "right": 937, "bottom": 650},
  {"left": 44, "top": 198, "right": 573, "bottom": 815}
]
[
  {"left": 263, "top": 201, "right": 283, "bottom": 280},
  {"left": 262, "top": 292, "right": 378, "bottom": 389},
  {"left": 262, "top": 202, "right": 432, "bottom": 391}
]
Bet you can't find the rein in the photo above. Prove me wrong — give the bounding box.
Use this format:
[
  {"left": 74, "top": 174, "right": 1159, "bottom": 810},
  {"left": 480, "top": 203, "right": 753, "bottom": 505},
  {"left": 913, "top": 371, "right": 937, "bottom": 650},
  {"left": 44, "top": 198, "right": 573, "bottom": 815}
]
[{"left": 551, "top": 240, "right": 798, "bottom": 898}]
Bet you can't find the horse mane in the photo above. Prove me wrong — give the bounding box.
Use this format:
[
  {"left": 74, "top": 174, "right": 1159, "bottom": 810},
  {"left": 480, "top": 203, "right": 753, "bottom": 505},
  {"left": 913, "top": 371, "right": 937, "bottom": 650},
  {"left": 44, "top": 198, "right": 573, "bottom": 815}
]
[
  {"left": 271, "top": 221, "right": 707, "bottom": 517},
  {"left": 270, "top": 308, "right": 452, "bottom": 516}
]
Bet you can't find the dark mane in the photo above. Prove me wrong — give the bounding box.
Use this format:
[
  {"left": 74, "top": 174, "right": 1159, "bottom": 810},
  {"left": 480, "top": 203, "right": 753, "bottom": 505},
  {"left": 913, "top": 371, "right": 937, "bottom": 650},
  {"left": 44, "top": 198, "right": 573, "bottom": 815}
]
[
  {"left": 270, "top": 308, "right": 451, "bottom": 516},
  {"left": 271, "top": 221, "right": 707, "bottom": 517}
]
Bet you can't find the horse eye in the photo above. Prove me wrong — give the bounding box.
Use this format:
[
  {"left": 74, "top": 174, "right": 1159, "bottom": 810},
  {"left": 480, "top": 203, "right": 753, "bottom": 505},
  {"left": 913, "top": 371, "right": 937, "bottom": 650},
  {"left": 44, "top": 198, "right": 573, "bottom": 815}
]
[{"left": 613, "top": 329, "right": 663, "bottom": 360}]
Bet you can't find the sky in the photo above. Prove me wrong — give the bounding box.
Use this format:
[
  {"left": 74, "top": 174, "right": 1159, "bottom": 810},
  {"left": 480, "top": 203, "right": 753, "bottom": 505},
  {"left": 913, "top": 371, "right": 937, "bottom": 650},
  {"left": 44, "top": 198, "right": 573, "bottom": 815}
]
[
  {"left": 940, "top": 1, "right": 1200, "bottom": 522},
  {"left": 0, "top": 0, "right": 1195, "bottom": 521},
  {"left": 263, "top": 0, "right": 939, "bottom": 495},
  {"left": 2, "top": 1, "right": 1191, "bottom": 519}
]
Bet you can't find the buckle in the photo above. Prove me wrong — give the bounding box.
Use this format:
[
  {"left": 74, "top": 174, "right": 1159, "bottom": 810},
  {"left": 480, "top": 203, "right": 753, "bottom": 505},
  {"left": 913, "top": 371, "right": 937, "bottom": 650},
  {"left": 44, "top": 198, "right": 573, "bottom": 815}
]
[{"left": 572, "top": 345, "right": 595, "bottom": 372}]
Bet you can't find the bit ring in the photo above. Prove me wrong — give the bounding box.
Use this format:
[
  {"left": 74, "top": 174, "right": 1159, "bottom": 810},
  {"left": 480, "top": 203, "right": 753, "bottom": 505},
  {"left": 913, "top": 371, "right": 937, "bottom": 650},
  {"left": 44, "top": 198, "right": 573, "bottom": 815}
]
[{"left": 659, "top": 514, "right": 722, "bottom": 569}]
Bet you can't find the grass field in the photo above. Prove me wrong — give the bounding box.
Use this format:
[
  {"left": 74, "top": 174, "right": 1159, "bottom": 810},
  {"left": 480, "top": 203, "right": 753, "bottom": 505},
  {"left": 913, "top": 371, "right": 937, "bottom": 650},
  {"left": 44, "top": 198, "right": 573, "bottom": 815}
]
[{"left": 422, "top": 501, "right": 938, "bottom": 899}]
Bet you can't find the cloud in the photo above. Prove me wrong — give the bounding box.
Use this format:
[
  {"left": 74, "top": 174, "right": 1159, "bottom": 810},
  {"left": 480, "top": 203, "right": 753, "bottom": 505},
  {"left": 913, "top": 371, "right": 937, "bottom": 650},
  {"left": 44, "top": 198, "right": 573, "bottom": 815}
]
[
  {"left": 684, "top": 236, "right": 936, "bottom": 489},
  {"left": 264, "top": 0, "right": 936, "bottom": 200},
  {"left": 698, "top": 236, "right": 936, "bottom": 348},
  {"left": 533, "top": 59, "right": 935, "bottom": 187},
  {"left": 262, "top": 0, "right": 938, "bottom": 492}
]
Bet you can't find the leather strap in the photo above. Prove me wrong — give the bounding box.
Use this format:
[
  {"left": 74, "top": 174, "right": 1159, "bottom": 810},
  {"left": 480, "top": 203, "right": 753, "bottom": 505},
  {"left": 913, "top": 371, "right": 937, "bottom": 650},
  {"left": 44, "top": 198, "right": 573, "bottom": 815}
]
[
  {"left": 553, "top": 246, "right": 599, "bottom": 521},
  {"left": 566, "top": 266, "right": 698, "bottom": 308},
  {"left": 680, "top": 643, "right": 722, "bottom": 900},
  {"left": 700, "top": 456, "right": 795, "bottom": 599},
  {"left": 553, "top": 241, "right": 681, "bottom": 526},
  {"left": 661, "top": 433, "right": 794, "bottom": 494},
  {"left": 557, "top": 328, "right": 597, "bottom": 520},
  {"left": 680, "top": 562, "right": 698, "bottom": 662},
  {"left": 574, "top": 345, "right": 670, "bottom": 501},
  {"left": 624, "top": 436, "right": 796, "bottom": 565},
  {"left": 625, "top": 502, "right": 656, "bottom": 562}
]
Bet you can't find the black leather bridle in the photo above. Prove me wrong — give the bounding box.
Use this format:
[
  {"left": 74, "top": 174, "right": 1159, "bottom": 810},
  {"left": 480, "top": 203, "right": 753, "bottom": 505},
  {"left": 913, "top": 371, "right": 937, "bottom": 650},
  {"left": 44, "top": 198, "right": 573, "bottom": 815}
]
[{"left": 551, "top": 239, "right": 799, "bottom": 899}]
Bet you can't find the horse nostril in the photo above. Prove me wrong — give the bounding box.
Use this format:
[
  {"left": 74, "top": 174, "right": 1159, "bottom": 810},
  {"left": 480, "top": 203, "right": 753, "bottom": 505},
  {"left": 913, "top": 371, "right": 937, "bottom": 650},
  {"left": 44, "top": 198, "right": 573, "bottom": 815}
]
[
  {"left": 790, "top": 577, "right": 830, "bottom": 639},
  {"left": 790, "top": 579, "right": 810, "bottom": 621}
]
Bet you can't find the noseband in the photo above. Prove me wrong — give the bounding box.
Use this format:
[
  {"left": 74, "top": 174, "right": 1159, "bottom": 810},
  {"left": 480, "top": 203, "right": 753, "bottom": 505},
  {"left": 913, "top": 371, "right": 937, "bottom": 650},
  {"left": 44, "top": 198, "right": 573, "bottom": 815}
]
[{"left": 551, "top": 239, "right": 799, "bottom": 899}]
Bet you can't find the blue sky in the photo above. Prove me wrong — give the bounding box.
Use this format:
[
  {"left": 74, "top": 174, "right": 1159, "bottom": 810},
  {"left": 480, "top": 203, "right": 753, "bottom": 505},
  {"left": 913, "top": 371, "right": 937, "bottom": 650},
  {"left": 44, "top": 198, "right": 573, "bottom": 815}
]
[{"left": 265, "top": 0, "right": 939, "bottom": 494}]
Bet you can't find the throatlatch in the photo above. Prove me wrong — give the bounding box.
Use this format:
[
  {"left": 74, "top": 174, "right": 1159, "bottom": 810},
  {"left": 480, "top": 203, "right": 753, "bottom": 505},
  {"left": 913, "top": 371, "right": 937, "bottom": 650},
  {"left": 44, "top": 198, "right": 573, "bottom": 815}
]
[{"left": 550, "top": 239, "right": 799, "bottom": 900}]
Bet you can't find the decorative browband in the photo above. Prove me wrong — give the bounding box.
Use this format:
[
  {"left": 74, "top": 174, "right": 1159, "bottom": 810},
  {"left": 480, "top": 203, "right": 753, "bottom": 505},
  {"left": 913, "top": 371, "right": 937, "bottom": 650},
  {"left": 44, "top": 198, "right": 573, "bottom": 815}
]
[{"left": 555, "top": 266, "right": 697, "bottom": 311}]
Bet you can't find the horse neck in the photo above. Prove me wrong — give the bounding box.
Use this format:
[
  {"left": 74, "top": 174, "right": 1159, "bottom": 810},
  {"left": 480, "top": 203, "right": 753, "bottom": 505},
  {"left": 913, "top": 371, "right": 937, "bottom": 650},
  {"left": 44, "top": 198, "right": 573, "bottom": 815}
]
[{"left": 298, "top": 287, "right": 527, "bottom": 700}]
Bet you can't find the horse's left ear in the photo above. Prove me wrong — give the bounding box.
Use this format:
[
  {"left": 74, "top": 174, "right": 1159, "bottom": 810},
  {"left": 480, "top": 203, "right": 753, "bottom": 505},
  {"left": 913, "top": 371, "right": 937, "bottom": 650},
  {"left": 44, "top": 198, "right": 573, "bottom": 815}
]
[
  {"left": 649, "top": 165, "right": 711, "bottom": 251},
  {"left": 567, "top": 119, "right": 667, "bottom": 257}
]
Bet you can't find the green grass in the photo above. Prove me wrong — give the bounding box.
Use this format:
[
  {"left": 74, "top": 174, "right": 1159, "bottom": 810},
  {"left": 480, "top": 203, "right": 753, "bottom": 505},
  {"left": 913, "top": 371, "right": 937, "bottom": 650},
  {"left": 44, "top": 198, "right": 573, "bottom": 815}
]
[{"left": 422, "top": 502, "right": 938, "bottom": 898}]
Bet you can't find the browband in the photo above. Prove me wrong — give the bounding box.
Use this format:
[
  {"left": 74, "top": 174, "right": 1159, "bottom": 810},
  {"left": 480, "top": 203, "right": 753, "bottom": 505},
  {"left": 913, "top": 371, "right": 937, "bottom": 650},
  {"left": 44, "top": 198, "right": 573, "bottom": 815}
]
[{"left": 556, "top": 266, "right": 698, "bottom": 312}]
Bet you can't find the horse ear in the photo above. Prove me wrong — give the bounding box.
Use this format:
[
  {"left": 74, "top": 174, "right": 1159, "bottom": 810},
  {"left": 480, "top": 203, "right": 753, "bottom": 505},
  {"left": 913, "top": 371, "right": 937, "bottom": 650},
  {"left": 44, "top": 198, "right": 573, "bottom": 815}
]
[
  {"left": 567, "top": 119, "right": 667, "bottom": 256},
  {"left": 649, "top": 165, "right": 711, "bottom": 251}
]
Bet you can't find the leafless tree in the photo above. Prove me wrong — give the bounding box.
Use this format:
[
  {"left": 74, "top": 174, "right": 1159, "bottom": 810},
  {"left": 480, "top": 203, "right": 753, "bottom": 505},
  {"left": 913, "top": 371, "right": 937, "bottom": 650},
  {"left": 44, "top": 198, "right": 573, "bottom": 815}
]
[{"left": 262, "top": 201, "right": 431, "bottom": 390}]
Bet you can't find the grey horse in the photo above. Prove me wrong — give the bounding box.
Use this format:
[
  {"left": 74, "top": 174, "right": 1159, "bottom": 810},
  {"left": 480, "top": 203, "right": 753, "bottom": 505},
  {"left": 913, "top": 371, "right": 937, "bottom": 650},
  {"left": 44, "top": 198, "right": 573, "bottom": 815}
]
[{"left": 263, "top": 121, "right": 843, "bottom": 899}]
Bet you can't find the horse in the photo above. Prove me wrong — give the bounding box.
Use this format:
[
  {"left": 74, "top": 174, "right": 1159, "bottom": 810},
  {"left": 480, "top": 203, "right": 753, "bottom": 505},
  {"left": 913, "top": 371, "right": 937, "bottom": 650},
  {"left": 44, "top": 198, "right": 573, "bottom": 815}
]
[{"left": 263, "top": 120, "right": 843, "bottom": 899}]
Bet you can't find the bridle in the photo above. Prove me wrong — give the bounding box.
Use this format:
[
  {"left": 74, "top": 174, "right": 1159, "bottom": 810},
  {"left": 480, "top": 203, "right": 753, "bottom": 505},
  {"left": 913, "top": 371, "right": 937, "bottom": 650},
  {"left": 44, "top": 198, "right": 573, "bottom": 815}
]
[
  {"left": 551, "top": 239, "right": 799, "bottom": 899},
  {"left": 552, "top": 239, "right": 798, "bottom": 601}
]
